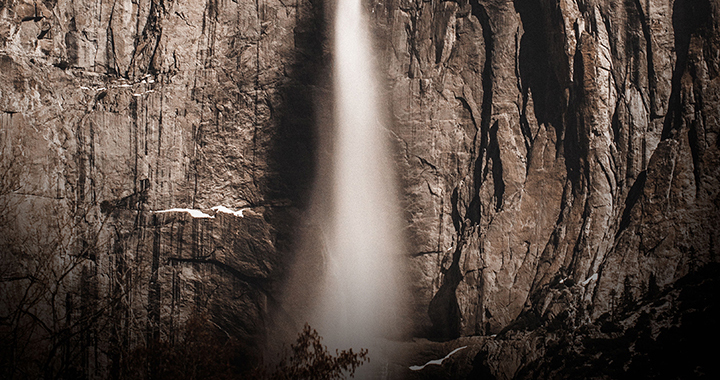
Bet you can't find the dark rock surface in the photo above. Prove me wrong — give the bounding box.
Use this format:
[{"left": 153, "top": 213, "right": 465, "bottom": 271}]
[
  {"left": 1, "top": 0, "right": 719, "bottom": 378},
  {"left": 397, "top": 263, "right": 720, "bottom": 379},
  {"left": 1, "top": 0, "right": 326, "bottom": 376}
]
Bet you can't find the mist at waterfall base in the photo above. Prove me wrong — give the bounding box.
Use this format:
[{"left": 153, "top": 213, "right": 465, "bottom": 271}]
[
  {"left": 274, "top": 0, "right": 408, "bottom": 376},
  {"left": 316, "top": 0, "right": 406, "bottom": 351}
]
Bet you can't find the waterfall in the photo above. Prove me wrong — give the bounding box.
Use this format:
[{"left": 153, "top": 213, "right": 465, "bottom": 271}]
[
  {"left": 314, "top": 0, "right": 404, "bottom": 353},
  {"left": 275, "top": 0, "right": 405, "bottom": 374}
]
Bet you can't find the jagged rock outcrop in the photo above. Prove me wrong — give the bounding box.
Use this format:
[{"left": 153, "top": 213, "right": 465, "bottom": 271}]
[
  {"left": 2, "top": 0, "right": 719, "bottom": 377},
  {"left": 399, "top": 263, "right": 720, "bottom": 379},
  {"left": 376, "top": 0, "right": 720, "bottom": 339}
]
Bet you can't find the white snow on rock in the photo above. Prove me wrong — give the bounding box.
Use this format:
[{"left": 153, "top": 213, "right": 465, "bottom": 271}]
[
  {"left": 154, "top": 208, "right": 213, "bottom": 219},
  {"left": 409, "top": 346, "right": 467, "bottom": 371},
  {"left": 211, "top": 205, "right": 245, "bottom": 217},
  {"left": 153, "top": 206, "right": 246, "bottom": 219}
]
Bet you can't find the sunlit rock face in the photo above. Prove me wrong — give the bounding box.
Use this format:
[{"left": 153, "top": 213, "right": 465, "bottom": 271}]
[
  {"left": 1, "top": 0, "right": 719, "bottom": 377},
  {"left": 374, "top": 0, "right": 720, "bottom": 340}
]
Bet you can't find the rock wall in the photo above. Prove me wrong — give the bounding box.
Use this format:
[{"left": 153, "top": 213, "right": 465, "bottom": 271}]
[
  {"left": 376, "top": 0, "right": 720, "bottom": 338},
  {"left": 1, "top": 0, "right": 719, "bottom": 376},
  {"left": 1, "top": 0, "right": 326, "bottom": 377}
]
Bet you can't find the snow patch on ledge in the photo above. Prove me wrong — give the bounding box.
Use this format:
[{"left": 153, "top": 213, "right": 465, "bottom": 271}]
[
  {"left": 153, "top": 206, "right": 246, "bottom": 219},
  {"left": 409, "top": 346, "right": 467, "bottom": 371},
  {"left": 154, "top": 208, "right": 213, "bottom": 218},
  {"left": 211, "top": 205, "right": 245, "bottom": 217}
]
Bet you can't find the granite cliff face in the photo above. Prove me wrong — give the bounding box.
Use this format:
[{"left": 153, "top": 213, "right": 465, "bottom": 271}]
[
  {"left": 1, "top": 0, "right": 324, "bottom": 376},
  {"left": 375, "top": 0, "right": 720, "bottom": 340},
  {"left": 1, "top": 0, "right": 719, "bottom": 377}
]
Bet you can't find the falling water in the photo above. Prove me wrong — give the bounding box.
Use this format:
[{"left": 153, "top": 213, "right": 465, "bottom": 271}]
[
  {"left": 273, "top": 0, "right": 406, "bottom": 375},
  {"left": 314, "top": 0, "right": 404, "bottom": 354}
]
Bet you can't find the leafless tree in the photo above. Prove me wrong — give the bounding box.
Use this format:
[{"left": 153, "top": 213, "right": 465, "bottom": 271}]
[{"left": 0, "top": 131, "right": 125, "bottom": 379}]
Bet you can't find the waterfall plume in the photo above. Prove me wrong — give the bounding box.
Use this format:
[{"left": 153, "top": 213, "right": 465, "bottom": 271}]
[{"left": 314, "top": 0, "right": 405, "bottom": 351}]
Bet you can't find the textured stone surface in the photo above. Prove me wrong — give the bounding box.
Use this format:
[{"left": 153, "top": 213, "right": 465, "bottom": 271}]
[
  {"left": 396, "top": 263, "right": 720, "bottom": 380},
  {"left": 376, "top": 0, "right": 720, "bottom": 339},
  {"left": 1, "top": 0, "right": 719, "bottom": 377},
  {"left": 1, "top": 0, "right": 324, "bottom": 376}
]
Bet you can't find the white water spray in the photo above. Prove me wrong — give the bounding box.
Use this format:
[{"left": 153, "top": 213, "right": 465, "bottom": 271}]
[{"left": 313, "top": 0, "right": 404, "bottom": 352}]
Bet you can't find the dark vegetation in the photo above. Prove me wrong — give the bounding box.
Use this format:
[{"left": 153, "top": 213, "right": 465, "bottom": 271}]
[
  {"left": 265, "top": 324, "right": 369, "bottom": 380},
  {"left": 123, "top": 320, "right": 369, "bottom": 380},
  {"left": 131, "top": 321, "right": 370, "bottom": 380},
  {"left": 505, "top": 263, "right": 720, "bottom": 379}
]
